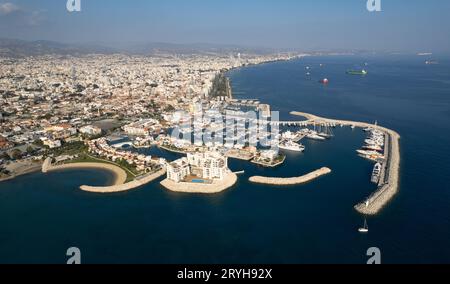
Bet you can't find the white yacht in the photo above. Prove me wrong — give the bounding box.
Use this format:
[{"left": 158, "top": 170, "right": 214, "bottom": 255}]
[
  {"left": 358, "top": 219, "right": 369, "bottom": 233},
  {"left": 306, "top": 132, "right": 326, "bottom": 141},
  {"left": 363, "top": 144, "right": 383, "bottom": 152},
  {"left": 279, "top": 140, "right": 305, "bottom": 152},
  {"left": 371, "top": 163, "right": 382, "bottom": 184}
]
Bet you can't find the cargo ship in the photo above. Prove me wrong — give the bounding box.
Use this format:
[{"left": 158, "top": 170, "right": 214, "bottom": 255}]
[{"left": 346, "top": 69, "right": 368, "bottom": 75}]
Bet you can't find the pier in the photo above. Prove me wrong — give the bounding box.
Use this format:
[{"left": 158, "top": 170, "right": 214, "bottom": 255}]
[{"left": 289, "top": 111, "right": 401, "bottom": 215}]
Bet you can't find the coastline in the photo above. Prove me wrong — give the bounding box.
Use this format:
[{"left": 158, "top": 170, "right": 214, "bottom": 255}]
[
  {"left": 160, "top": 172, "right": 238, "bottom": 194},
  {"left": 290, "top": 111, "right": 401, "bottom": 215},
  {"left": 249, "top": 167, "right": 331, "bottom": 186},
  {"left": 0, "top": 161, "right": 43, "bottom": 182}
]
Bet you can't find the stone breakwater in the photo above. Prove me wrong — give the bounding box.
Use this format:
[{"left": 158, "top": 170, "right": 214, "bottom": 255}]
[
  {"left": 249, "top": 167, "right": 332, "bottom": 186},
  {"left": 160, "top": 172, "right": 238, "bottom": 194},
  {"left": 290, "top": 111, "right": 401, "bottom": 215}
]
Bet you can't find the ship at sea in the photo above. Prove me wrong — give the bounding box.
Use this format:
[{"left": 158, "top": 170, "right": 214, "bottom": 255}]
[{"left": 346, "top": 69, "right": 368, "bottom": 75}]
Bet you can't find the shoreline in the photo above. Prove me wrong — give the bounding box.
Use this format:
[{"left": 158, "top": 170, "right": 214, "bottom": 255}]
[
  {"left": 249, "top": 167, "right": 331, "bottom": 186},
  {"left": 290, "top": 111, "right": 401, "bottom": 215},
  {"left": 160, "top": 172, "right": 238, "bottom": 194},
  {"left": 0, "top": 162, "right": 42, "bottom": 182}
]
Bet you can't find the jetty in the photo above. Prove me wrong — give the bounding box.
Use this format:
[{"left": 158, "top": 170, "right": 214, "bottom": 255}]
[
  {"left": 249, "top": 167, "right": 331, "bottom": 186},
  {"left": 290, "top": 111, "right": 401, "bottom": 215}
]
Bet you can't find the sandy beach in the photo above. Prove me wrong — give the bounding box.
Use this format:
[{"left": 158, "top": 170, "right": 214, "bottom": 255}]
[
  {"left": 249, "top": 167, "right": 331, "bottom": 186},
  {"left": 160, "top": 172, "right": 238, "bottom": 194},
  {"left": 46, "top": 162, "right": 127, "bottom": 186}
]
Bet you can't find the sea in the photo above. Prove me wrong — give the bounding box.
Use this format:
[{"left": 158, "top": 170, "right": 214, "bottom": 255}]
[{"left": 1, "top": 55, "right": 449, "bottom": 264}]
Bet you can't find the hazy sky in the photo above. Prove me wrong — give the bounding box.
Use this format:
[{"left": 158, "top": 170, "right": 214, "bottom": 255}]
[{"left": 1, "top": 0, "right": 450, "bottom": 52}]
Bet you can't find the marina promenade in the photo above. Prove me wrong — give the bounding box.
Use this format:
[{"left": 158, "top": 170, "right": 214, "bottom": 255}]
[
  {"left": 249, "top": 167, "right": 331, "bottom": 186},
  {"left": 290, "top": 111, "right": 401, "bottom": 215}
]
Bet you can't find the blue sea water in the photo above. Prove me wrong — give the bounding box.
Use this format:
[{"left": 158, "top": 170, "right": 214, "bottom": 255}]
[{"left": 1, "top": 55, "right": 449, "bottom": 264}]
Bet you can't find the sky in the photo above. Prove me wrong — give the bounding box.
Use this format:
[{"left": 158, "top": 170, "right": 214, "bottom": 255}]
[{"left": 1, "top": 0, "right": 450, "bottom": 53}]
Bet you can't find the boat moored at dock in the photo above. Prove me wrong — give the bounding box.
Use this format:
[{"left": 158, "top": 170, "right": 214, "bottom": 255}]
[
  {"left": 278, "top": 140, "right": 305, "bottom": 152},
  {"left": 371, "top": 163, "right": 382, "bottom": 184}
]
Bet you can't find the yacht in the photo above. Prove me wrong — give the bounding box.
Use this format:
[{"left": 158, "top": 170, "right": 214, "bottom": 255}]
[
  {"left": 358, "top": 219, "right": 369, "bottom": 233},
  {"left": 365, "top": 139, "right": 384, "bottom": 146},
  {"left": 279, "top": 140, "right": 305, "bottom": 152},
  {"left": 363, "top": 145, "right": 383, "bottom": 152},
  {"left": 306, "top": 132, "right": 326, "bottom": 141},
  {"left": 357, "top": 149, "right": 382, "bottom": 156},
  {"left": 371, "top": 163, "right": 382, "bottom": 184}
]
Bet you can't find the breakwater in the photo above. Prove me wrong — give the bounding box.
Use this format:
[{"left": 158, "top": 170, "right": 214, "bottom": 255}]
[{"left": 249, "top": 167, "right": 331, "bottom": 186}]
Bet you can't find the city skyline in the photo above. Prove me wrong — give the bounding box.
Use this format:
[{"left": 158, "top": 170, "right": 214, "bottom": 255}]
[{"left": 1, "top": 0, "right": 450, "bottom": 53}]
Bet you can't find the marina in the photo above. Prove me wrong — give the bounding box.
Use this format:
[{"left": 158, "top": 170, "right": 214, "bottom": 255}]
[{"left": 288, "top": 111, "right": 401, "bottom": 215}]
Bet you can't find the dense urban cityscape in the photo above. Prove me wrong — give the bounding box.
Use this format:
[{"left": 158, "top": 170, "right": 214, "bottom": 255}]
[{"left": 0, "top": 52, "right": 300, "bottom": 186}]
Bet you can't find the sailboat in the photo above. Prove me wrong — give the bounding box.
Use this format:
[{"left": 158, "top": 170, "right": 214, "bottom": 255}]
[
  {"left": 358, "top": 219, "right": 369, "bottom": 233},
  {"left": 318, "top": 124, "right": 334, "bottom": 139}
]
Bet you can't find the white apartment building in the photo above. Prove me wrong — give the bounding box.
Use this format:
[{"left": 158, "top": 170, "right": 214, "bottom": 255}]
[
  {"left": 166, "top": 158, "right": 191, "bottom": 183},
  {"left": 166, "top": 152, "right": 229, "bottom": 183}
]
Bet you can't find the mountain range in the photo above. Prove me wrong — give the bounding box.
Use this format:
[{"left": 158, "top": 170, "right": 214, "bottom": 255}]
[{"left": 0, "top": 38, "right": 281, "bottom": 57}]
